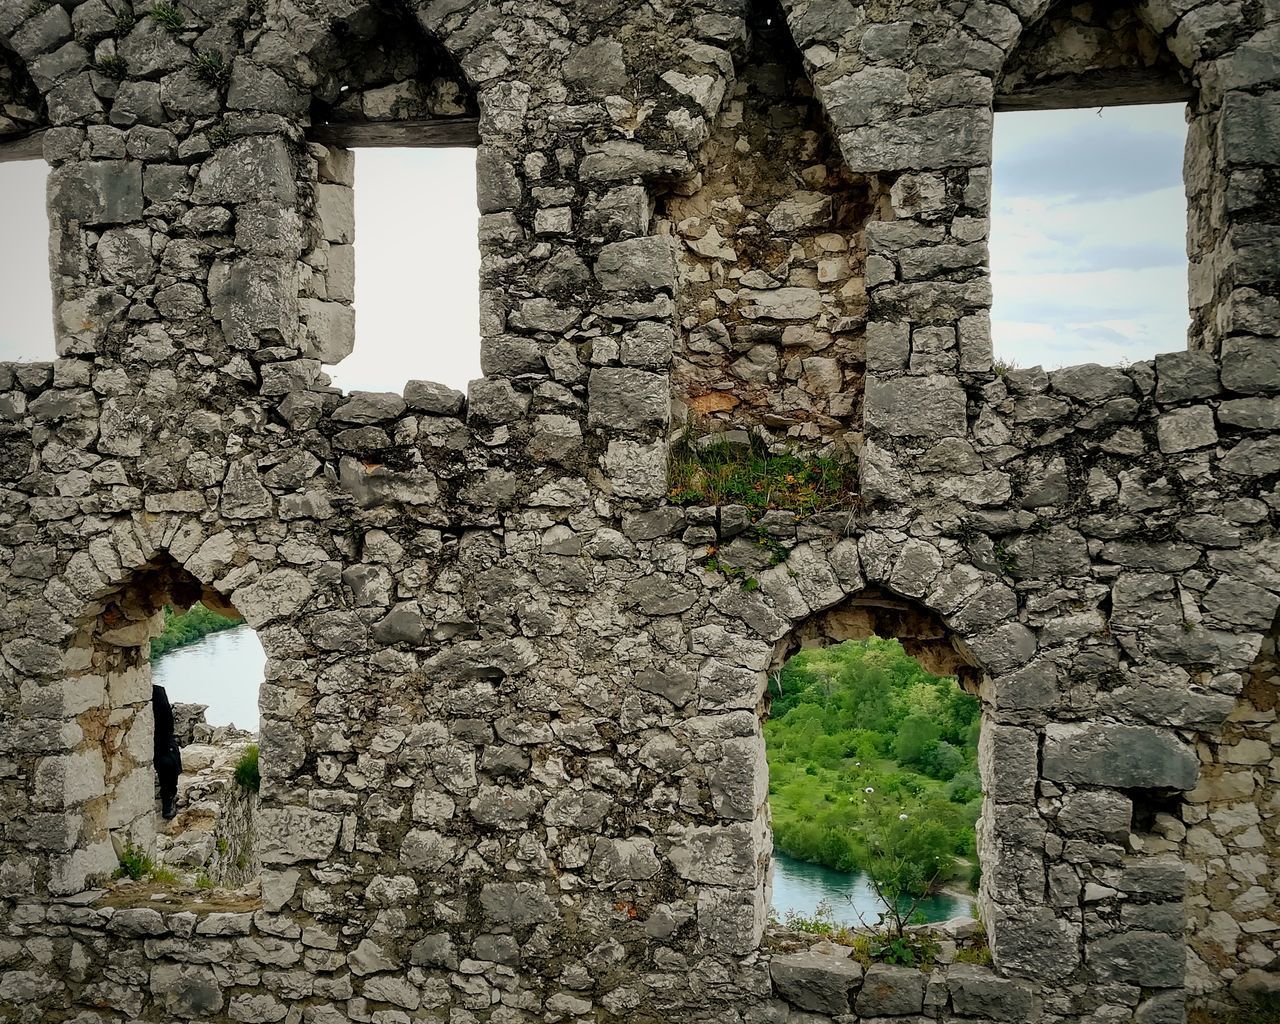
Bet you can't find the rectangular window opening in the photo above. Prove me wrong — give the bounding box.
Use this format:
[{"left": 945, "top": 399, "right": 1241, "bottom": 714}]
[
  {"left": 990, "top": 103, "right": 1190, "bottom": 372},
  {"left": 322, "top": 146, "right": 481, "bottom": 397},
  {"left": 0, "top": 156, "right": 53, "bottom": 364}
]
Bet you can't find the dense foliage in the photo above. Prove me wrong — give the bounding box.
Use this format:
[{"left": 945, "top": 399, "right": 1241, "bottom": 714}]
[
  {"left": 765, "top": 638, "right": 982, "bottom": 895},
  {"left": 149, "top": 604, "right": 243, "bottom": 660}
]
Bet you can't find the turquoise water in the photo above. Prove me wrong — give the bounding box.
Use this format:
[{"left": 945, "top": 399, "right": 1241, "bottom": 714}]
[
  {"left": 152, "top": 624, "right": 265, "bottom": 731},
  {"left": 771, "top": 851, "right": 974, "bottom": 928}
]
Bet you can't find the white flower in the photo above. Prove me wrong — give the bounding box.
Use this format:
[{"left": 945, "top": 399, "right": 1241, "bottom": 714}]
[
  {"left": 864, "top": 786, "right": 874, "bottom": 794},
  {"left": 898, "top": 813, "right": 909, "bottom": 821}
]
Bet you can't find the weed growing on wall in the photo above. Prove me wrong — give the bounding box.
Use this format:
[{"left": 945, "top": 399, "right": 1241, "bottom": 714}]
[
  {"left": 234, "top": 745, "right": 260, "bottom": 792},
  {"left": 667, "top": 431, "right": 857, "bottom": 513}
]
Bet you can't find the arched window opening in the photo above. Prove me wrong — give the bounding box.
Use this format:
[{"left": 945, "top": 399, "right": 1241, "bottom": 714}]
[
  {"left": 304, "top": 2, "right": 481, "bottom": 397},
  {"left": 990, "top": 0, "right": 1193, "bottom": 371},
  {"left": 766, "top": 589, "right": 990, "bottom": 959},
  {"left": 59, "top": 556, "right": 266, "bottom": 898}
]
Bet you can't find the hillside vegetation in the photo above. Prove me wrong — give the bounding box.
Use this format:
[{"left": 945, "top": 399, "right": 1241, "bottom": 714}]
[
  {"left": 765, "top": 637, "right": 982, "bottom": 894},
  {"left": 149, "top": 605, "right": 243, "bottom": 660}
]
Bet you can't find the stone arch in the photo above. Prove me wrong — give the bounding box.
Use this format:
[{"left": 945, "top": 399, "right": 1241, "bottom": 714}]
[
  {"left": 25, "top": 517, "right": 312, "bottom": 898},
  {"left": 692, "top": 535, "right": 1033, "bottom": 960}
]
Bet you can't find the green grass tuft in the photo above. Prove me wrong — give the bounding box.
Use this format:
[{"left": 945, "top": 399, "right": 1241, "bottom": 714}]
[
  {"left": 95, "top": 55, "right": 129, "bottom": 80},
  {"left": 114, "top": 842, "right": 154, "bottom": 881},
  {"left": 191, "top": 49, "right": 231, "bottom": 88},
  {"left": 667, "top": 431, "right": 856, "bottom": 513},
  {"left": 233, "top": 745, "right": 260, "bottom": 792},
  {"left": 150, "top": 2, "right": 184, "bottom": 31}
]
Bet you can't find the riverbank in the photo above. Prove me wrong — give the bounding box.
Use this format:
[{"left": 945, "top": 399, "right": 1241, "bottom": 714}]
[{"left": 150, "top": 605, "right": 243, "bottom": 660}]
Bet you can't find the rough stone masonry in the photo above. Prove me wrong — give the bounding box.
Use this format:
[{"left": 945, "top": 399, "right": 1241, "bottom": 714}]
[{"left": 0, "top": 0, "right": 1277, "bottom": 1021}]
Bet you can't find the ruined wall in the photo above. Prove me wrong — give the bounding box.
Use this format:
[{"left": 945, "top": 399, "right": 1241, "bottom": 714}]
[
  {"left": 666, "top": 7, "right": 878, "bottom": 453},
  {"left": 0, "top": 0, "right": 1278, "bottom": 1020}
]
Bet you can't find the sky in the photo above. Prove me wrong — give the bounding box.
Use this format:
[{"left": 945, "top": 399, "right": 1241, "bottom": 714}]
[
  {"left": 990, "top": 103, "right": 1189, "bottom": 370},
  {"left": 0, "top": 106, "right": 1188, "bottom": 380}
]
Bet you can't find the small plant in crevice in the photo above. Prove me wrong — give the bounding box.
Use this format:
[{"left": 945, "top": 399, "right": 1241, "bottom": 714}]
[
  {"left": 207, "top": 122, "right": 233, "bottom": 148},
  {"left": 24, "top": 1, "right": 53, "bottom": 19},
  {"left": 95, "top": 55, "right": 129, "bottom": 80},
  {"left": 1190, "top": 995, "right": 1280, "bottom": 1024},
  {"left": 991, "top": 542, "right": 1017, "bottom": 577},
  {"left": 195, "top": 870, "right": 214, "bottom": 890},
  {"left": 233, "top": 744, "right": 260, "bottom": 792},
  {"left": 114, "top": 10, "right": 138, "bottom": 35},
  {"left": 150, "top": 2, "right": 184, "bottom": 31},
  {"left": 953, "top": 944, "right": 993, "bottom": 966},
  {"left": 114, "top": 841, "right": 155, "bottom": 881},
  {"left": 192, "top": 49, "right": 231, "bottom": 88}
]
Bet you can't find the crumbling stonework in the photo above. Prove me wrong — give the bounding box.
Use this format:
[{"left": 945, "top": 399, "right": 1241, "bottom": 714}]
[{"left": 1, "top": 0, "right": 1278, "bottom": 1020}]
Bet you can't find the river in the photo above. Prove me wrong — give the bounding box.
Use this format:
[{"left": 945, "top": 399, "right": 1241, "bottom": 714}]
[
  {"left": 152, "top": 624, "right": 265, "bottom": 731},
  {"left": 152, "top": 628, "right": 974, "bottom": 927},
  {"left": 771, "top": 851, "right": 974, "bottom": 927}
]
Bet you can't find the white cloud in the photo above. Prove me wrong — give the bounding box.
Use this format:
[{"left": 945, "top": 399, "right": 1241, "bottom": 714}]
[{"left": 991, "top": 104, "right": 1190, "bottom": 370}]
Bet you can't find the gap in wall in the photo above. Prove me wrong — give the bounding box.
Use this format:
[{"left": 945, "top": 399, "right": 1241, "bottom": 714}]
[
  {"left": 0, "top": 158, "right": 52, "bottom": 363},
  {"left": 990, "top": 103, "right": 1189, "bottom": 371},
  {"left": 323, "top": 147, "right": 480, "bottom": 396},
  {"left": 766, "top": 636, "right": 983, "bottom": 932},
  {"left": 148, "top": 604, "right": 264, "bottom": 890}
]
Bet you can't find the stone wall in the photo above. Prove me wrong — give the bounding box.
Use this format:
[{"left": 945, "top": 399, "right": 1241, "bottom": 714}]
[{"left": 0, "top": 0, "right": 1278, "bottom": 1020}]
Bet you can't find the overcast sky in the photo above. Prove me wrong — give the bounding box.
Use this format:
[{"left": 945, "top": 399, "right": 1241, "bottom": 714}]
[
  {"left": 990, "top": 103, "right": 1189, "bottom": 370},
  {"left": 0, "top": 105, "right": 1188, "bottom": 382}
]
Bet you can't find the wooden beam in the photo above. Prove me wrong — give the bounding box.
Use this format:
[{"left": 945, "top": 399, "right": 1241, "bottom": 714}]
[
  {"left": 0, "top": 129, "right": 45, "bottom": 164},
  {"left": 995, "top": 69, "right": 1193, "bottom": 112},
  {"left": 306, "top": 117, "right": 480, "bottom": 150}
]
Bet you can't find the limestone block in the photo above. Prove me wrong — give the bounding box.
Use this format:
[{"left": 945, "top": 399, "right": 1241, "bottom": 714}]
[
  {"left": 256, "top": 807, "right": 341, "bottom": 865},
  {"left": 150, "top": 962, "right": 224, "bottom": 1019},
  {"left": 1088, "top": 930, "right": 1185, "bottom": 987},
  {"left": 1042, "top": 724, "right": 1198, "bottom": 790},
  {"left": 1221, "top": 335, "right": 1280, "bottom": 393},
  {"left": 770, "top": 949, "right": 863, "bottom": 1014},
  {"left": 855, "top": 964, "right": 925, "bottom": 1015},
  {"left": 209, "top": 259, "right": 299, "bottom": 348},
  {"left": 595, "top": 237, "right": 677, "bottom": 291},
  {"left": 1157, "top": 406, "right": 1217, "bottom": 453},
  {"left": 946, "top": 962, "right": 1036, "bottom": 1021},
  {"left": 588, "top": 368, "right": 668, "bottom": 431},
  {"left": 590, "top": 837, "right": 660, "bottom": 882},
  {"left": 299, "top": 299, "right": 354, "bottom": 364},
  {"left": 1155, "top": 350, "right": 1220, "bottom": 402},
  {"left": 192, "top": 137, "right": 296, "bottom": 205},
  {"left": 50, "top": 160, "right": 144, "bottom": 224},
  {"left": 479, "top": 882, "right": 559, "bottom": 925},
  {"left": 864, "top": 375, "right": 967, "bottom": 439},
  {"left": 696, "top": 884, "right": 766, "bottom": 955}
]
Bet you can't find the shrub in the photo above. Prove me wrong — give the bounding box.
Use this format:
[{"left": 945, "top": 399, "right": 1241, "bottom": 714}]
[
  {"left": 234, "top": 745, "right": 260, "bottom": 792},
  {"left": 115, "top": 842, "right": 155, "bottom": 881}
]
